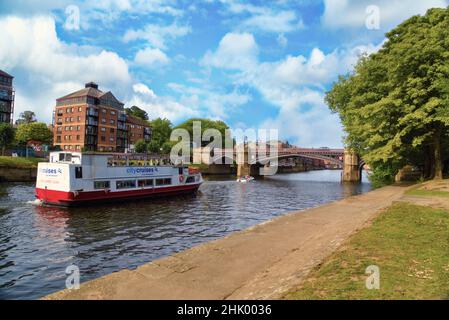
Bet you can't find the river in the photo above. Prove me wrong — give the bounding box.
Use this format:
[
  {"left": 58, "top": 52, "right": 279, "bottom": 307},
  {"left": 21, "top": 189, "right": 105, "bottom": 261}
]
[{"left": 0, "top": 170, "right": 371, "bottom": 299}]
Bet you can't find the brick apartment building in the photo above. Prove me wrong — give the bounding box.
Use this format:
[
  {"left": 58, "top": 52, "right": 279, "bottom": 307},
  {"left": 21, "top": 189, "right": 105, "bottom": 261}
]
[
  {"left": 0, "top": 70, "right": 15, "bottom": 124},
  {"left": 53, "top": 82, "right": 151, "bottom": 152},
  {"left": 127, "top": 115, "right": 152, "bottom": 147}
]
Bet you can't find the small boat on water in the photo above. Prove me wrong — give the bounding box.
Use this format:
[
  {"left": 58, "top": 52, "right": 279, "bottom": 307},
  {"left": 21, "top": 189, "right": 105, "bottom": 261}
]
[
  {"left": 236, "top": 175, "right": 255, "bottom": 183},
  {"left": 35, "top": 152, "right": 203, "bottom": 207}
]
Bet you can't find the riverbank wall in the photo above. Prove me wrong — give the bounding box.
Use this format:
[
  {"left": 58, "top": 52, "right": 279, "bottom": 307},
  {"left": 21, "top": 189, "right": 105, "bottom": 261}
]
[
  {"left": 0, "top": 166, "right": 37, "bottom": 182},
  {"left": 44, "top": 184, "right": 409, "bottom": 300}
]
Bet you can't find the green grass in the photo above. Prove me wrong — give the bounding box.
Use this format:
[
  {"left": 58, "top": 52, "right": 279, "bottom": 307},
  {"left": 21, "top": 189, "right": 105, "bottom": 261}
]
[
  {"left": 0, "top": 156, "right": 45, "bottom": 169},
  {"left": 287, "top": 203, "right": 449, "bottom": 300},
  {"left": 405, "top": 188, "right": 449, "bottom": 198}
]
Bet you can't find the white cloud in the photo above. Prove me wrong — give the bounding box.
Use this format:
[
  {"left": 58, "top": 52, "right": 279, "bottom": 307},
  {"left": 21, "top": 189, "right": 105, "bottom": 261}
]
[
  {"left": 0, "top": 15, "right": 132, "bottom": 123},
  {"left": 201, "top": 32, "right": 259, "bottom": 70},
  {"left": 123, "top": 22, "right": 191, "bottom": 49},
  {"left": 134, "top": 47, "right": 169, "bottom": 68},
  {"left": 241, "top": 10, "right": 304, "bottom": 33},
  {"left": 127, "top": 83, "right": 198, "bottom": 122},
  {"left": 0, "top": 15, "right": 194, "bottom": 126},
  {"left": 322, "top": 0, "right": 448, "bottom": 30},
  {"left": 168, "top": 82, "right": 252, "bottom": 119},
  {"left": 217, "top": 0, "right": 304, "bottom": 33},
  {"left": 202, "top": 31, "right": 384, "bottom": 147}
]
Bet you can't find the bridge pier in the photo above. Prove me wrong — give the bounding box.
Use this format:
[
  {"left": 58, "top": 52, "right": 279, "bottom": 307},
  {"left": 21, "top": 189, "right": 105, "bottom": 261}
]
[{"left": 342, "top": 150, "right": 362, "bottom": 182}]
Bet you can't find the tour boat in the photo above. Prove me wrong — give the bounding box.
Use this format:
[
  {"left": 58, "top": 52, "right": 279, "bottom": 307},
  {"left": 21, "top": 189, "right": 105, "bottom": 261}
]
[
  {"left": 35, "top": 152, "right": 203, "bottom": 207},
  {"left": 236, "top": 175, "right": 255, "bottom": 183}
]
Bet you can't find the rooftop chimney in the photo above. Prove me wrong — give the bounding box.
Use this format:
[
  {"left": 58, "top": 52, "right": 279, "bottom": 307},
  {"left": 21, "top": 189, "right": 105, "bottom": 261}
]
[{"left": 85, "top": 82, "right": 99, "bottom": 89}]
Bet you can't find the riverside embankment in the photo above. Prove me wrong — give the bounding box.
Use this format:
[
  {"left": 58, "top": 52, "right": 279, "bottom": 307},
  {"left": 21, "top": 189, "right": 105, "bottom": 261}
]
[
  {"left": 44, "top": 184, "right": 408, "bottom": 300},
  {"left": 0, "top": 157, "right": 42, "bottom": 182}
]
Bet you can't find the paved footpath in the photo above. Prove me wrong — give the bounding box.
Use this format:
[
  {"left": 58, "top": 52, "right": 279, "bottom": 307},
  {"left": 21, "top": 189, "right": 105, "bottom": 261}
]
[{"left": 44, "top": 185, "right": 408, "bottom": 300}]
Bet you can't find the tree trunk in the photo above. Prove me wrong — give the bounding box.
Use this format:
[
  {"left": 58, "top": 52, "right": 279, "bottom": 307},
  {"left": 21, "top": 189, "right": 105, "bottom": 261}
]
[
  {"left": 1, "top": 146, "right": 4, "bottom": 156},
  {"left": 424, "top": 146, "right": 432, "bottom": 178},
  {"left": 433, "top": 127, "right": 443, "bottom": 180}
]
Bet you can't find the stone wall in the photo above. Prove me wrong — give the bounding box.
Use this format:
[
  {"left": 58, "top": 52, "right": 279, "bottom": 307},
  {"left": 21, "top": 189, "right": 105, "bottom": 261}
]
[{"left": 0, "top": 167, "right": 37, "bottom": 182}]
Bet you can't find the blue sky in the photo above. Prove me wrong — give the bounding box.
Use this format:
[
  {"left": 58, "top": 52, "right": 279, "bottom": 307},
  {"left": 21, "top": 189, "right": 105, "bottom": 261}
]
[{"left": 0, "top": 0, "right": 447, "bottom": 147}]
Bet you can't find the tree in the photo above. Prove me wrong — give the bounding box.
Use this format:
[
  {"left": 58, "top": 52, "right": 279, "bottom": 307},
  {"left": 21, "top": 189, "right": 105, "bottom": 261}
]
[
  {"left": 0, "top": 123, "right": 15, "bottom": 156},
  {"left": 15, "top": 122, "right": 53, "bottom": 145},
  {"left": 125, "top": 106, "right": 149, "bottom": 121},
  {"left": 134, "top": 139, "right": 148, "bottom": 153},
  {"left": 174, "top": 118, "right": 232, "bottom": 148},
  {"left": 327, "top": 8, "right": 449, "bottom": 182},
  {"left": 148, "top": 118, "right": 173, "bottom": 153},
  {"left": 15, "top": 111, "right": 37, "bottom": 125}
]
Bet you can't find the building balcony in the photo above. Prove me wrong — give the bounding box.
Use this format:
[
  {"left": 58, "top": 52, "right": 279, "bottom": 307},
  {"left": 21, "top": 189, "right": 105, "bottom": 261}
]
[{"left": 87, "top": 109, "right": 99, "bottom": 117}]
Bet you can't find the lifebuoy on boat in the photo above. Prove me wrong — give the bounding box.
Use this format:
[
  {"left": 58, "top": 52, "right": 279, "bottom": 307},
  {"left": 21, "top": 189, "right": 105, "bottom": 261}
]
[{"left": 179, "top": 175, "right": 184, "bottom": 183}]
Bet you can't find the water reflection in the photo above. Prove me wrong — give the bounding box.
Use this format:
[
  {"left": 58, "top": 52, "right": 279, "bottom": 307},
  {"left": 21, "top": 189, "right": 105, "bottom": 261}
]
[{"left": 0, "top": 170, "right": 370, "bottom": 299}]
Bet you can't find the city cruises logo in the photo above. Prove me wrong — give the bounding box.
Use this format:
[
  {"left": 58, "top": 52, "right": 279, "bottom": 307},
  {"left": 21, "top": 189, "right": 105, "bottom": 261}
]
[
  {"left": 126, "top": 167, "right": 159, "bottom": 175},
  {"left": 41, "top": 168, "right": 63, "bottom": 176}
]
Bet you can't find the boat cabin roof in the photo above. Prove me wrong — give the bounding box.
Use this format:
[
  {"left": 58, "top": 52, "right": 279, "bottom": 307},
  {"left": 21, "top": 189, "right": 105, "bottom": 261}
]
[{"left": 48, "top": 152, "right": 183, "bottom": 167}]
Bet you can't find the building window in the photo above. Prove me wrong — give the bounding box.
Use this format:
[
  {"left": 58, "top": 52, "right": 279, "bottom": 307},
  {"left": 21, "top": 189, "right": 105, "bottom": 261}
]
[
  {"left": 76, "top": 145, "right": 81, "bottom": 150},
  {"left": 78, "top": 107, "right": 82, "bottom": 112},
  {"left": 94, "top": 181, "right": 110, "bottom": 189},
  {"left": 76, "top": 135, "right": 80, "bottom": 140},
  {"left": 110, "top": 138, "right": 114, "bottom": 142},
  {"left": 116, "top": 180, "right": 136, "bottom": 190},
  {"left": 66, "top": 108, "right": 70, "bottom": 113},
  {"left": 110, "top": 119, "right": 115, "bottom": 125},
  {"left": 101, "top": 136, "right": 106, "bottom": 142},
  {"left": 138, "top": 179, "right": 154, "bottom": 187},
  {"left": 102, "top": 109, "right": 106, "bottom": 113},
  {"left": 110, "top": 128, "right": 115, "bottom": 133},
  {"left": 111, "top": 111, "right": 116, "bottom": 115},
  {"left": 77, "top": 116, "right": 81, "bottom": 121},
  {"left": 77, "top": 125, "right": 81, "bottom": 130},
  {"left": 101, "top": 127, "right": 106, "bottom": 132},
  {"left": 101, "top": 118, "right": 106, "bottom": 123}
]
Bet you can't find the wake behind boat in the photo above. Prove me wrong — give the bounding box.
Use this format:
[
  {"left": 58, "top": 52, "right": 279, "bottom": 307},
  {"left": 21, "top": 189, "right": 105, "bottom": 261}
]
[{"left": 35, "top": 152, "right": 202, "bottom": 207}]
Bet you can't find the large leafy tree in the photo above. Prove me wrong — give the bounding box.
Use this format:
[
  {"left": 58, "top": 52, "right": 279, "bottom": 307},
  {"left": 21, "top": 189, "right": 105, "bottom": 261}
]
[
  {"left": 0, "top": 123, "right": 15, "bottom": 156},
  {"left": 15, "top": 122, "right": 53, "bottom": 145},
  {"left": 15, "top": 111, "right": 37, "bottom": 125},
  {"left": 125, "top": 106, "right": 149, "bottom": 121},
  {"left": 148, "top": 118, "right": 173, "bottom": 153},
  {"left": 327, "top": 8, "right": 449, "bottom": 181},
  {"left": 174, "top": 118, "right": 232, "bottom": 148}
]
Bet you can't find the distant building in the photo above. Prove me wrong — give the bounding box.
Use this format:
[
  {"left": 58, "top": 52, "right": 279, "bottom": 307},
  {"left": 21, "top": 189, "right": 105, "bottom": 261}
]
[
  {"left": 53, "top": 82, "right": 151, "bottom": 153},
  {"left": 127, "top": 115, "right": 152, "bottom": 150},
  {"left": 0, "top": 70, "right": 14, "bottom": 124}
]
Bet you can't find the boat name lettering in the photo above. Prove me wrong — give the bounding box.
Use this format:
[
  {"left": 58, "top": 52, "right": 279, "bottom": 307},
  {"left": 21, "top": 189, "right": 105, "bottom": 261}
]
[
  {"left": 41, "top": 168, "right": 63, "bottom": 176},
  {"left": 126, "top": 167, "right": 159, "bottom": 175}
]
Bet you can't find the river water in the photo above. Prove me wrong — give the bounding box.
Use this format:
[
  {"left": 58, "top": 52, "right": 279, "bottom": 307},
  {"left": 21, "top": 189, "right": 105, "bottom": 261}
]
[{"left": 0, "top": 170, "right": 371, "bottom": 299}]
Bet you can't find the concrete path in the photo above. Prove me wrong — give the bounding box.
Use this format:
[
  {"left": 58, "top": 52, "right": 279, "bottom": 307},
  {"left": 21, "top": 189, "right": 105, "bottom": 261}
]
[{"left": 44, "top": 185, "right": 408, "bottom": 300}]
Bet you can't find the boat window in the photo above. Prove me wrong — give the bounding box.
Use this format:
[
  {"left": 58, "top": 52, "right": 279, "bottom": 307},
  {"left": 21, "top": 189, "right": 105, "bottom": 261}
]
[
  {"left": 116, "top": 180, "right": 137, "bottom": 189},
  {"left": 59, "top": 153, "right": 72, "bottom": 162},
  {"left": 155, "top": 178, "right": 172, "bottom": 186},
  {"left": 178, "top": 167, "right": 183, "bottom": 175},
  {"left": 185, "top": 176, "right": 195, "bottom": 183},
  {"left": 75, "top": 167, "right": 83, "bottom": 179},
  {"left": 94, "top": 181, "right": 110, "bottom": 189},
  {"left": 138, "top": 179, "right": 154, "bottom": 187}
]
